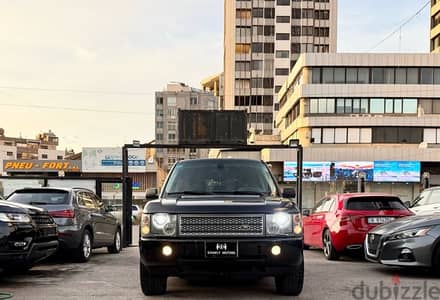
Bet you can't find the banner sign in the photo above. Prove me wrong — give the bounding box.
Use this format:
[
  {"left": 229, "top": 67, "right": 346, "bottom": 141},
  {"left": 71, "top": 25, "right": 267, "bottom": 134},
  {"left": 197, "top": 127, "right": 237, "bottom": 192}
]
[{"left": 3, "top": 160, "right": 81, "bottom": 173}]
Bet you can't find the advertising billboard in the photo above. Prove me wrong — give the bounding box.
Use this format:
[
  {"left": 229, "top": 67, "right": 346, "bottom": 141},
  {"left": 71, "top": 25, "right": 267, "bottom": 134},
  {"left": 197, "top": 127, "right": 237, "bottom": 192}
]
[
  {"left": 3, "top": 160, "right": 81, "bottom": 173},
  {"left": 82, "top": 147, "right": 149, "bottom": 173},
  {"left": 334, "top": 161, "right": 374, "bottom": 181},
  {"left": 373, "top": 161, "right": 421, "bottom": 182},
  {"left": 284, "top": 162, "right": 331, "bottom": 182}
]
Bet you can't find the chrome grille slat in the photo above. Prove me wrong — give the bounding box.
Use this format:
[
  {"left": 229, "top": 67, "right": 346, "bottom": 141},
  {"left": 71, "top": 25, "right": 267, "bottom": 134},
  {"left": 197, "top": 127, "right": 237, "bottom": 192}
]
[
  {"left": 179, "top": 215, "right": 264, "bottom": 236},
  {"left": 366, "top": 233, "right": 381, "bottom": 255}
]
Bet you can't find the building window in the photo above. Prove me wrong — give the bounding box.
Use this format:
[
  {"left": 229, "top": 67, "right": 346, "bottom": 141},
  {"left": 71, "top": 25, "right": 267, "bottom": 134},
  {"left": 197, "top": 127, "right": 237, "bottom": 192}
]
[
  {"left": 236, "top": 9, "right": 251, "bottom": 19},
  {"left": 6, "top": 151, "right": 13, "bottom": 156},
  {"left": 235, "top": 43, "right": 250, "bottom": 54},
  {"left": 335, "top": 128, "right": 347, "bottom": 144},
  {"left": 236, "top": 26, "right": 251, "bottom": 37},
  {"left": 264, "top": 8, "right": 275, "bottom": 19},
  {"left": 370, "top": 98, "right": 385, "bottom": 114},
  {"left": 264, "top": 43, "right": 274, "bottom": 53},
  {"left": 276, "top": 16, "right": 290, "bottom": 23},
  {"left": 291, "top": 43, "right": 300, "bottom": 53},
  {"left": 322, "top": 128, "right": 335, "bottom": 144},
  {"left": 42, "top": 154, "right": 48, "bottom": 159},
  {"left": 252, "top": 43, "right": 263, "bottom": 53},
  {"left": 276, "top": 33, "right": 290, "bottom": 40},
  {"left": 252, "top": 8, "right": 264, "bottom": 18},
  {"left": 424, "top": 128, "right": 440, "bottom": 143},
  {"left": 167, "top": 97, "right": 176, "bottom": 106},
  {"left": 372, "top": 127, "right": 423, "bottom": 144},
  {"left": 264, "top": 25, "right": 275, "bottom": 36},
  {"left": 292, "top": 8, "right": 301, "bottom": 19},
  {"left": 57, "top": 155, "right": 63, "bottom": 160},
  {"left": 277, "top": 0, "right": 290, "bottom": 5},
  {"left": 156, "top": 121, "right": 163, "bottom": 129},
  {"left": 190, "top": 96, "right": 198, "bottom": 105},
  {"left": 275, "top": 68, "right": 289, "bottom": 76},
  {"left": 311, "top": 128, "right": 322, "bottom": 144},
  {"left": 156, "top": 133, "right": 163, "bottom": 140},
  {"left": 309, "top": 98, "right": 335, "bottom": 114},
  {"left": 168, "top": 123, "right": 176, "bottom": 131},
  {"left": 167, "top": 108, "right": 177, "bottom": 118},
  {"left": 302, "top": 26, "right": 314, "bottom": 36},
  {"left": 312, "top": 128, "right": 372, "bottom": 144},
  {"left": 156, "top": 109, "right": 163, "bottom": 117},
  {"left": 302, "top": 9, "right": 314, "bottom": 19},
  {"left": 291, "top": 26, "right": 301, "bottom": 36},
  {"left": 421, "top": 68, "right": 434, "bottom": 84},
  {"left": 315, "top": 10, "right": 330, "bottom": 20},
  {"left": 402, "top": 99, "right": 418, "bottom": 113},
  {"left": 156, "top": 97, "right": 163, "bottom": 105},
  {"left": 314, "top": 27, "right": 329, "bottom": 37},
  {"left": 251, "top": 60, "right": 263, "bottom": 71},
  {"left": 168, "top": 133, "right": 176, "bottom": 141},
  {"left": 276, "top": 51, "right": 290, "bottom": 58}
]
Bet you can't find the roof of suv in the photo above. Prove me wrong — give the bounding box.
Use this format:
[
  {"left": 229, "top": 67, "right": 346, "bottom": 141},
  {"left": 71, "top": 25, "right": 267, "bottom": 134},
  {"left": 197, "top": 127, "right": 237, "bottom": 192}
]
[{"left": 176, "top": 158, "right": 263, "bottom": 165}]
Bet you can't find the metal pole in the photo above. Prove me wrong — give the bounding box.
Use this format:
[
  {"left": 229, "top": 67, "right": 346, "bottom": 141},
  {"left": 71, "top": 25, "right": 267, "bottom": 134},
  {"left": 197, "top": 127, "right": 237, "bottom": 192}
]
[
  {"left": 122, "top": 146, "right": 132, "bottom": 247},
  {"left": 297, "top": 145, "right": 303, "bottom": 212}
]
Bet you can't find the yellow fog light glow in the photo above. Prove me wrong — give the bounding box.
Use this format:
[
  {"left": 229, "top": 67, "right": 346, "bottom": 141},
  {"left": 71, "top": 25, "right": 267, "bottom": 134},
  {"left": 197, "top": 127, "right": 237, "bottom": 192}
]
[
  {"left": 294, "top": 225, "right": 302, "bottom": 235},
  {"left": 162, "top": 245, "right": 173, "bottom": 256},
  {"left": 271, "top": 245, "right": 281, "bottom": 256},
  {"left": 141, "top": 225, "right": 150, "bottom": 236}
]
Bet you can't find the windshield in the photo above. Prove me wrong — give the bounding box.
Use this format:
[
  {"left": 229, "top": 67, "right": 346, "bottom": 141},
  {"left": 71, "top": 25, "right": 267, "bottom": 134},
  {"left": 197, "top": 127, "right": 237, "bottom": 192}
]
[
  {"left": 164, "top": 160, "right": 279, "bottom": 198},
  {"left": 345, "top": 197, "right": 407, "bottom": 211},
  {"left": 8, "top": 190, "right": 69, "bottom": 205}
]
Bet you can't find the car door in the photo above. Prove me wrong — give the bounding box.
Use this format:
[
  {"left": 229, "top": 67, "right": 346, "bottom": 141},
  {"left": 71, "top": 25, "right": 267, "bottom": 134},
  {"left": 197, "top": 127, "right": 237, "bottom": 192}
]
[
  {"left": 78, "top": 191, "right": 106, "bottom": 246},
  {"left": 305, "top": 199, "right": 326, "bottom": 247},
  {"left": 92, "top": 193, "right": 116, "bottom": 244},
  {"left": 314, "top": 198, "right": 334, "bottom": 248}
]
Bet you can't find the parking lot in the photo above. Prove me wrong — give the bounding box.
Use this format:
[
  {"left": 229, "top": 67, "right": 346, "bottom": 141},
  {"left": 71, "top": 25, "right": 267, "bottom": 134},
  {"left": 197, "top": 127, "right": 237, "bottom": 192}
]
[{"left": 0, "top": 243, "right": 437, "bottom": 300}]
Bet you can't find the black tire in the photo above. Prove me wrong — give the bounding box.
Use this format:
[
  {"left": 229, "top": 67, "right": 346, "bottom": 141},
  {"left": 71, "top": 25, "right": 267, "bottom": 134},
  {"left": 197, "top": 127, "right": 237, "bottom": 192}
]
[
  {"left": 108, "top": 228, "right": 122, "bottom": 254},
  {"left": 140, "top": 263, "right": 167, "bottom": 295},
  {"left": 75, "top": 229, "right": 93, "bottom": 263},
  {"left": 432, "top": 245, "right": 440, "bottom": 276},
  {"left": 275, "top": 262, "right": 304, "bottom": 296},
  {"left": 323, "top": 229, "right": 339, "bottom": 261}
]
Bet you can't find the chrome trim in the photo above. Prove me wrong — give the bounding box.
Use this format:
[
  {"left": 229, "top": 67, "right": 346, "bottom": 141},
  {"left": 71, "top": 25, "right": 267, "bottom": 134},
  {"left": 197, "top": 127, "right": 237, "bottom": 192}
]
[
  {"left": 364, "top": 234, "right": 381, "bottom": 258},
  {"left": 178, "top": 214, "right": 264, "bottom": 237}
]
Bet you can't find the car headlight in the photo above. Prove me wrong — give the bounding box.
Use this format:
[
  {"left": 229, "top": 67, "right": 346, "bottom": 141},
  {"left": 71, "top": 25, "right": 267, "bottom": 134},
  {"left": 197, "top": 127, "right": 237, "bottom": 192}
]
[
  {"left": 387, "top": 227, "right": 432, "bottom": 241},
  {"left": 0, "top": 213, "right": 32, "bottom": 223},
  {"left": 142, "top": 213, "right": 177, "bottom": 237},
  {"left": 266, "top": 212, "right": 302, "bottom": 236}
]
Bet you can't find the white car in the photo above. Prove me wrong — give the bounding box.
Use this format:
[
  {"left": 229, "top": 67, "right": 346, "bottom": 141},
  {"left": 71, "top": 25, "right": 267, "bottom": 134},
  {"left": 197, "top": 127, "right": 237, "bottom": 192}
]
[
  {"left": 408, "top": 187, "right": 440, "bottom": 214},
  {"left": 108, "top": 204, "right": 142, "bottom": 224}
]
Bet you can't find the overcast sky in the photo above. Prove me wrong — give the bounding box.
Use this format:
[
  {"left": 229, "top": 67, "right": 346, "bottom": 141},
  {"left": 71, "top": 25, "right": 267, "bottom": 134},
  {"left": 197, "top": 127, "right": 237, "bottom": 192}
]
[{"left": 0, "top": 0, "right": 430, "bottom": 152}]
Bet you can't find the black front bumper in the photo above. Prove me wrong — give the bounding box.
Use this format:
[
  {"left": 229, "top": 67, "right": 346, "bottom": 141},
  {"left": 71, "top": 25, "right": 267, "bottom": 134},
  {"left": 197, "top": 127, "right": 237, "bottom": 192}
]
[{"left": 140, "top": 238, "right": 303, "bottom": 278}]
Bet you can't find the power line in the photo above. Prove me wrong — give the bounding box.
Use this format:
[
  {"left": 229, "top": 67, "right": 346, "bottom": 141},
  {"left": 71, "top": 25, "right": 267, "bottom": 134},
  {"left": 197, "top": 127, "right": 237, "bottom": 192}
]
[
  {"left": 0, "top": 86, "right": 154, "bottom": 96},
  {"left": 368, "top": 0, "right": 430, "bottom": 52},
  {"left": 0, "top": 103, "right": 154, "bottom": 116}
]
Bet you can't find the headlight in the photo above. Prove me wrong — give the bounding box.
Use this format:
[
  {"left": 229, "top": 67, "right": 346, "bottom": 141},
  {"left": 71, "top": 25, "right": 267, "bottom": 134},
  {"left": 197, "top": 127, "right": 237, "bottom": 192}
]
[
  {"left": 0, "top": 213, "right": 31, "bottom": 223},
  {"left": 266, "top": 212, "right": 302, "bottom": 236},
  {"left": 151, "top": 213, "right": 177, "bottom": 236},
  {"left": 387, "top": 227, "right": 432, "bottom": 241}
]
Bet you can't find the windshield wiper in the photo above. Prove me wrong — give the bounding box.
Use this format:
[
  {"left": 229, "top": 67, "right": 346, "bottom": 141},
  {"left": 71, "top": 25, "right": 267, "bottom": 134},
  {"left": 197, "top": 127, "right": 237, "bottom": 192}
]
[{"left": 28, "top": 202, "right": 49, "bottom": 205}]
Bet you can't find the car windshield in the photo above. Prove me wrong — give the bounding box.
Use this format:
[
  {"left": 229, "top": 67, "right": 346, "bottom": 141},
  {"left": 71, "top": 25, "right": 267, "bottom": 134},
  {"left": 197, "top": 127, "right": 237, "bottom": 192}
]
[
  {"left": 164, "top": 159, "right": 279, "bottom": 198},
  {"left": 8, "top": 190, "right": 69, "bottom": 205},
  {"left": 345, "top": 197, "right": 407, "bottom": 210}
]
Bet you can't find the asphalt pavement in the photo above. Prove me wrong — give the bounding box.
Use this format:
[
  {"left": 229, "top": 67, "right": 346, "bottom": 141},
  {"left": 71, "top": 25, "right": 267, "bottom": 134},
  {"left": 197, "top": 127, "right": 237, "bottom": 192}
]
[{"left": 0, "top": 244, "right": 438, "bottom": 300}]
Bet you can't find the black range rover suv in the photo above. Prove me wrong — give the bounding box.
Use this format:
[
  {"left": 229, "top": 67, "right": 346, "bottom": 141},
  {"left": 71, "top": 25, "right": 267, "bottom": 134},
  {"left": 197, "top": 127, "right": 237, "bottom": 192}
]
[{"left": 139, "top": 159, "right": 304, "bottom": 296}]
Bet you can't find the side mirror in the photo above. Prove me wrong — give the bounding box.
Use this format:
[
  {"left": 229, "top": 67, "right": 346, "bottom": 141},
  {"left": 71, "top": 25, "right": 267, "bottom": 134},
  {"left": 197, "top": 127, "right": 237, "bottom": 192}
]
[
  {"left": 146, "top": 188, "right": 158, "bottom": 200},
  {"left": 303, "top": 209, "right": 311, "bottom": 217},
  {"left": 282, "top": 188, "right": 296, "bottom": 199}
]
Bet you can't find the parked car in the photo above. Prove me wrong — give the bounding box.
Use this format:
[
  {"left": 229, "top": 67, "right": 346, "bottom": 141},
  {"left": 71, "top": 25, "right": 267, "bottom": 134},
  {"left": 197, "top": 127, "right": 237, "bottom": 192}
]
[
  {"left": 407, "top": 187, "right": 440, "bottom": 214},
  {"left": 132, "top": 204, "right": 141, "bottom": 223},
  {"left": 7, "top": 188, "right": 122, "bottom": 262},
  {"left": 303, "top": 193, "right": 414, "bottom": 260},
  {"left": 365, "top": 212, "right": 440, "bottom": 275},
  {"left": 108, "top": 203, "right": 141, "bottom": 224},
  {"left": 139, "top": 159, "right": 303, "bottom": 296},
  {"left": 0, "top": 200, "right": 58, "bottom": 273}
]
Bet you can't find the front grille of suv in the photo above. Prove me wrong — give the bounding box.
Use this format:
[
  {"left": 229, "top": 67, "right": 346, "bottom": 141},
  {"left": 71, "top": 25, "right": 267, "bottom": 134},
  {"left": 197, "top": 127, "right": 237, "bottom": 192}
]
[{"left": 179, "top": 215, "right": 264, "bottom": 236}]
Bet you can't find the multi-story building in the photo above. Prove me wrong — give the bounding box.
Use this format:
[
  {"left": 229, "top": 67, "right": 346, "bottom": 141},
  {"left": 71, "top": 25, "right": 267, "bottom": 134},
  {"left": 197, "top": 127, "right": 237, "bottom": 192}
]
[
  {"left": 154, "top": 83, "right": 217, "bottom": 186},
  {"left": 223, "top": 0, "right": 337, "bottom": 135},
  {"left": 431, "top": 0, "right": 440, "bottom": 52},
  {"left": 0, "top": 129, "right": 64, "bottom": 174},
  {"left": 266, "top": 53, "right": 440, "bottom": 207},
  {"left": 201, "top": 73, "right": 225, "bottom": 109}
]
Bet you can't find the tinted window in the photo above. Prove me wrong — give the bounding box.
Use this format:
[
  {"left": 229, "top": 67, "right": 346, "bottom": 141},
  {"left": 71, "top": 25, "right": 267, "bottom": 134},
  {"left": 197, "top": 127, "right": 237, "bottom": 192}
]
[
  {"left": 164, "top": 160, "right": 279, "bottom": 197},
  {"left": 345, "top": 197, "right": 407, "bottom": 210},
  {"left": 8, "top": 190, "right": 69, "bottom": 205}
]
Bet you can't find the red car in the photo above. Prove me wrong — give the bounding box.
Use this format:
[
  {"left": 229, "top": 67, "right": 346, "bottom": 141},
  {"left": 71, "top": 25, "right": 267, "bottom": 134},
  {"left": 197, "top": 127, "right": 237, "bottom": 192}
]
[{"left": 303, "top": 193, "right": 414, "bottom": 260}]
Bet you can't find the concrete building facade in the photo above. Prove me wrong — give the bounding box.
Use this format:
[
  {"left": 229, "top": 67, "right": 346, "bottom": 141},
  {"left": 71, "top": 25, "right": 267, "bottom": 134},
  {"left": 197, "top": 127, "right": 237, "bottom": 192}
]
[
  {"left": 270, "top": 53, "right": 440, "bottom": 208},
  {"left": 154, "top": 83, "right": 217, "bottom": 187},
  {"left": 223, "top": 0, "right": 337, "bottom": 135}
]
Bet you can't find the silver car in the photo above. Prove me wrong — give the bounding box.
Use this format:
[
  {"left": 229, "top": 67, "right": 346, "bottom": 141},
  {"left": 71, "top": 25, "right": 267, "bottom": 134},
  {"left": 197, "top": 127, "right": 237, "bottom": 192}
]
[{"left": 365, "top": 212, "right": 440, "bottom": 275}]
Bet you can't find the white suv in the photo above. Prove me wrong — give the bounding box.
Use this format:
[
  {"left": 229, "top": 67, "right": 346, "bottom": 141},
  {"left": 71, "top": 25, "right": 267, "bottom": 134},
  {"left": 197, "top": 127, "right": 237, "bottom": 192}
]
[{"left": 409, "top": 187, "right": 440, "bottom": 214}]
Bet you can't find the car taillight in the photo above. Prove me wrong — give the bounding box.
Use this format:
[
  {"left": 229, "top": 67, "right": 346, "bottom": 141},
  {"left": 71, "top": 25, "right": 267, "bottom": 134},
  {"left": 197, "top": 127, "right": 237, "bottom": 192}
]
[
  {"left": 49, "top": 209, "right": 75, "bottom": 218},
  {"left": 339, "top": 215, "right": 352, "bottom": 226}
]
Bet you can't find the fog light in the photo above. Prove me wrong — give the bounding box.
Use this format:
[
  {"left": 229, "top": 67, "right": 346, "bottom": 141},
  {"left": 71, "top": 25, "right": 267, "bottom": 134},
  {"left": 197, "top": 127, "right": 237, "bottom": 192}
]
[
  {"left": 162, "top": 245, "right": 173, "bottom": 256},
  {"left": 398, "top": 248, "right": 415, "bottom": 262},
  {"left": 294, "top": 225, "right": 302, "bottom": 235},
  {"left": 271, "top": 245, "right": 281, "bottom": 256}
]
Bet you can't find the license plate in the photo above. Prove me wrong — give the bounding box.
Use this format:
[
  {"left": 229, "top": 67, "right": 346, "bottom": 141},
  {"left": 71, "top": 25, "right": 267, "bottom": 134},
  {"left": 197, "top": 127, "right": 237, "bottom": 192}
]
[
  {"left": 367, "top": 217, "right": 395, "bottom": 224},
  {"left": 205, "top": 242, "right": 238, "bottom": 258}
]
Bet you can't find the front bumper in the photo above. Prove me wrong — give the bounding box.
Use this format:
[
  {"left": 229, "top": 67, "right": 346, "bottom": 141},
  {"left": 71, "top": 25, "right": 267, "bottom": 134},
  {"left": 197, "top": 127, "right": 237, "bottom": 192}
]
[
  {"left": 140, "top": 238, "right": 303, "bottom": 278},
  {"left": 365, "top": 235, "right": 435, "bottom": 267}
]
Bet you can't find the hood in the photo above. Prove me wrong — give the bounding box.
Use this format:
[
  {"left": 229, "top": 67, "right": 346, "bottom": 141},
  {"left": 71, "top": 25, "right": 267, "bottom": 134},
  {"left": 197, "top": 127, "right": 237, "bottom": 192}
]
[
  {"left": 370, "top": 213, "right": 440, "bottom": 235},
  {"left": 0, "top": 200, "right": 46, "bottom": 214},
  {"left": 145, "top": 196, "right": 297, "bottom": 214}
]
